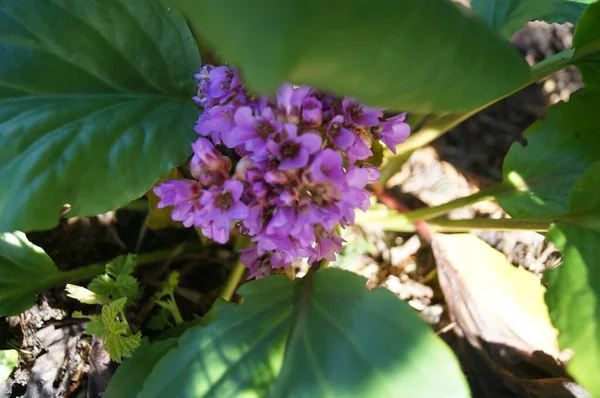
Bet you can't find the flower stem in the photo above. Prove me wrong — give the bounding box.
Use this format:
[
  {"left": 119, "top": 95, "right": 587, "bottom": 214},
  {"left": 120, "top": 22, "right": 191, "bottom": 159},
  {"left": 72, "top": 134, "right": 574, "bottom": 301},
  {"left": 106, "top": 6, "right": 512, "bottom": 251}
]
[
  {"left": 168, "top": 294, "right": 184, "bottom": 324},
  {"left": 379, "top": 43, "right": 596, "bottom": 185},
  {"left": 428, "top": 217, "right": 551, "bottom": 232},
  {"left": 369, "top": 214, "right": 552, "bottom": 233},
  {"left": 398, "top": 183, "right": 513, "bottom": 222},
  {"left": 220, "top": 260, "right": 246, "bottom": 302},
  {"left": 56, "top": 243, "right": 203, "bottom": 287},
  {"left": 371, "top": 183, "right": 435, "bottom": 242}
]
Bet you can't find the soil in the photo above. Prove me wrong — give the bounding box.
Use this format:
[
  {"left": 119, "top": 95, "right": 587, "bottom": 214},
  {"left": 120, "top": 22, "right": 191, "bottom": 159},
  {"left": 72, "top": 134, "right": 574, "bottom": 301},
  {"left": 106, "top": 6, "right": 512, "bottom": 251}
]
[{"left": 0, "top": 21, "right": 584, "bottom": 398}]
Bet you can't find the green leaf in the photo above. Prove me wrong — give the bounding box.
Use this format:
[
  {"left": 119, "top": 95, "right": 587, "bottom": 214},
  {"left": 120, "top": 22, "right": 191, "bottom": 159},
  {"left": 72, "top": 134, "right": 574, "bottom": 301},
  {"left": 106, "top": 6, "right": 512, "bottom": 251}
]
[
  {"left": 88, "top": 274, "right": 117, "bottom": 298},
  {"left": 544, "top": 164, "right": 600, "bottom": 395},
  {"left": 83, "top": 298, "right": 141, "bottom": 363},
  {"left": 0, "top": 232, "right": 65, "bottom": 316},
  {"left": 572, "top": 1, "right": 600, "bottom": 88},
  {"left": 104, "top": 338, "right": 177, "bottom": 398},
  {"left": 156, "top": 271, "right": 180, "bottom": 299},
  {"left": 140, "top": 268, "right": 469, "bottom": 397},
  {"left": 471, "top": 0, "right": 594, "bottom": 38},
  {"left": 106, "top": 254, "right": 137, "bottom": 278},
  {"left": 173, "top": 0, "right": 529, "bottom": 113},
  {"left": 113, "top": 275, "right": 140, "bottom": 303},
  {"left": 65, "top": 283, "right": 109, "bottom": 305},
  {"left": 88, "top": 266, "right": 139, "bottom": 304},
  {"left": 0, "top": 349, "right": 18, "bottom": 383},
  {"left": 101, "top": 297, "right": 129, "bottom": 334},
  {"left": 105, "top": 331, "right": 143, "bottom": 364},
  {"left": 86, "top": 315, "right": 107, "bottom": 339},
  {"left": 0, "top": 0, "right": 201, "bottom": 232},
  {"left": 0, "top": 349, "right": 18, "bottom": 382},
  {"left": 498, "top": 89, "right": 600, "bottom": 218}
]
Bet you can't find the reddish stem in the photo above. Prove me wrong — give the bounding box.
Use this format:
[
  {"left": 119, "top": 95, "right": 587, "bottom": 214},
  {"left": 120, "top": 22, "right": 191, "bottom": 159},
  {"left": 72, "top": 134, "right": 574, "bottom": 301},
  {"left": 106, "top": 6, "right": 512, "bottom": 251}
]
[{"left": 370, "top": 183, "right": 434, "bottom": 243}]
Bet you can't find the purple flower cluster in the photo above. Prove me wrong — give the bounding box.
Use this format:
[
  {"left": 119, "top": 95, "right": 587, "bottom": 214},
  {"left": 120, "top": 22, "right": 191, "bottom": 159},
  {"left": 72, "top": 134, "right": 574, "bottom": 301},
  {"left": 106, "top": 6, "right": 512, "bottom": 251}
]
[{"left": 155, "top": 64, "right": 410, "bottom": 278}]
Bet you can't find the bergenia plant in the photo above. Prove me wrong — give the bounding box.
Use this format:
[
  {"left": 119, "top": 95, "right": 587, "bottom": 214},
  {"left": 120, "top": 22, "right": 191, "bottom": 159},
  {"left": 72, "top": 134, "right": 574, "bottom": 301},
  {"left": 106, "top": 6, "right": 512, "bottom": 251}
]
[
  {"left": 154, "top": 64, "right": 408, "bottom": 278},
  {"left": 1, "top": 0, "right": 599, "bottom": 397}
]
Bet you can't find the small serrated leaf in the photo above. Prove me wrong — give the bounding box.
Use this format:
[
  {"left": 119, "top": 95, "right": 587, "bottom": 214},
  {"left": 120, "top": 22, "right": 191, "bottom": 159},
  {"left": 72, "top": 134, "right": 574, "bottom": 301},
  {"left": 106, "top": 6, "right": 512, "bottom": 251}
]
[
  {"left": 86, "top": 317, "right": 106, "bottom": 339},
  {"left": 88, "top": 274, "right": 116, "bottom": 298},
  {"left": 66, "top": 284, "right": 109, "bottom": 305},
  {"left": 156, "top": 271, "right": 180, "bottom": 299},
  {"left": 105, "top": 331, "right": 142, "bottom": 363},
  {"left": 102, "top": 298, "right": 128, "bottom": 326},
  {"left": 114, "top": 275, "right": 139, "bottom": 304},
  {"left": 106, "top": 255, "right": 138, "bottom": 278}
]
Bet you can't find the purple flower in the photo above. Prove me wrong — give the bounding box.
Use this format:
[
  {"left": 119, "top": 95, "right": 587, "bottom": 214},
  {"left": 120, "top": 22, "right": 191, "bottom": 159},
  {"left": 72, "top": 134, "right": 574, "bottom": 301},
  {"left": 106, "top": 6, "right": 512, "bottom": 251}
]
[
  {"left": 308, "top": 149, "right": 344, "bottom": 183},
  {"left": 342, "top": 99, "right": 382, "bottom": 127},
  {"left": 208, "top": 66, "right": 242, "bottom": 104},
  {"left": 161, "top": 64, "right": 412, "bottom": 278},
  {"left": 194, "top": 180, "right": 249, "bottom": 243},
  {"left": 223, "top": 107, "right": 279, "bottom": 158},
  {"left": 265, "top": 207, "right": 297, "bottom": 235},
  {"left": 346, "top": 136, "right": 373, "bottom": 164},
  {"left": 153, "top": 180, "right": 200, "bottom": 228},
  {"left": 326, "top": 115, "right": 355, "bottom": 150},
  {"left": 277, "top": 83, "right": 311, "bottom": 124},
  {"left": 309, "top": 233, "right": 344, "bottom": 263},
  {"left": 154, "top": 180, "right": 200, "bottom": 208},
  {"left": 190, "top": 138, "right": 231, "bottom": 173},
  {"left": 195, "top": 105, "right": 236, "bottom": 144},
  {"left": 302, "top": 97, "right": 323, "bottom": 127},
  {"left": 378, "top": 113, "right": 410, "bottom": 153},
  {"left": 266, "top": 124, "right": 322, "bottom": 170}
]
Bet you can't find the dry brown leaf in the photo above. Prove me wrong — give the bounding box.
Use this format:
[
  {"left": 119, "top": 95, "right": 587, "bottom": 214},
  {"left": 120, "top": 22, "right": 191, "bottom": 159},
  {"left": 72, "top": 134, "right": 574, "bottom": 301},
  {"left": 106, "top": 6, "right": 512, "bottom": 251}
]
[
  {"left": 432, "top": 233, "right": 574, "bottom": 397},
  {"left": 433, "top": 233, "right": 559, "bottom": 359}
]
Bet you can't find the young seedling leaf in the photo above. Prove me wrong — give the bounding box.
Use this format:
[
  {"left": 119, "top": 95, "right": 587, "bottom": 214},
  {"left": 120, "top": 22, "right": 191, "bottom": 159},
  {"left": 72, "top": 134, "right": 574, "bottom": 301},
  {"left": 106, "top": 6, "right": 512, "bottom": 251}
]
[
  {"left": 88, "top": 275, "right": 117, "bottom": 298},
  {"left": 544, "top": 163, "right": 600, "bottom": 395},
  {"left": 0, "top": 232, "right": 70, "bottom": 316},
  {"left": 106, "top": 254, "right": 138, "bottom": 278},
  {"left": 156, "top": 271, "right": 180, "bottom": 299},
  {"left": 0, "top": 0, "right": 201, "bottom": 233},
  {"left": 105, "top": 332, "right": 143, "bottom": 364},
  {"left": 65, "top": 284, "right": 109, "bottom": 305},
  {"left": 138, "top": 268, "right": 469, "bottom": 397},
  {"left": 498, "top": 89, "right": 600, "bottom": 218},
  {"left": 471, "top": 0, "right": 594, "bottom": 38},
  {"left": 172, "top": 0, "right": 529, "bottom": 113},
  {"left": 154, "top": 271, "right": 183, "bottom": 325},
  {"left": 81, "top": 298, "right": 141, "bottom": 363},
  {"left": 87, "top": 257, "right": 139, "bottom": 305}
]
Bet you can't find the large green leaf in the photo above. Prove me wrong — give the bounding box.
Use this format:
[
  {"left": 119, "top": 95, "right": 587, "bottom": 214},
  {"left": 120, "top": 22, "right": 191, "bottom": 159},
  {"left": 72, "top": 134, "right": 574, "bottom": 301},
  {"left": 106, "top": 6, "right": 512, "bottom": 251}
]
[
  {"left": 138, "top": 268, "right": 469, "bottom": 398},
  {"left": 0, "top": 232, "right": 63, "bottom": 316},
  {"left": 105, "top": 338, "right": 177, "bottom": 398},
  {"left": 0, "top": 0, "right": 200, "bottom": 232},
  {"left": 471, "top": 0, "right": 594, "bottom": 38},
  {"left": 572, "top": 1, "right": 600, "bottom": 88},
  {"left": 498, "top": 89, "right": 600, "bottom": 218},
  {"left": 173, "top": 0, "right": 529, "bottom": 113},
  {"left": 0, "top": 231, "right": 105, "bottom": 316},
  {"left": 545, "top": 164, "right": 600, "bottom": 396}
]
